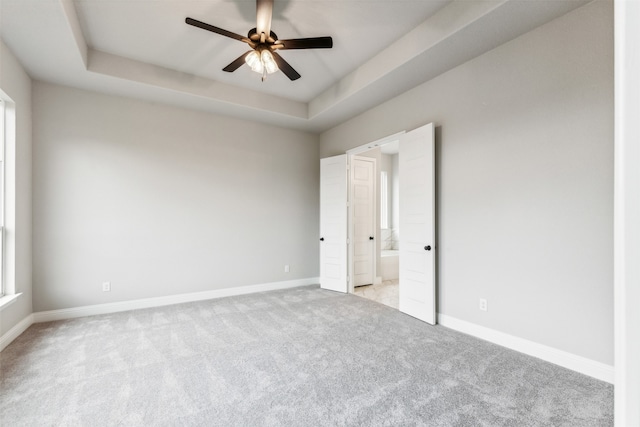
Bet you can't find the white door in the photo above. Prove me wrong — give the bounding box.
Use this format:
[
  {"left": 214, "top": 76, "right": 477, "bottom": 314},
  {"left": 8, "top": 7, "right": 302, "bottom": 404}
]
[
  {"left": 320, "top": 155, "right": 348, "bottom": 293},
  {"left": 350, "top": 156, "right": 376, "bottom": 287},
  {"left": 399, "top": 123, "right": 436, "bottom": 324}
]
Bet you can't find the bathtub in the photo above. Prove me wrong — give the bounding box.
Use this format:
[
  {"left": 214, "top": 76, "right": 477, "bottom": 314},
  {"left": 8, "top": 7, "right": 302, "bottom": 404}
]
[{"left": 380, "top": 249, "right": 399, "bottom": 280}]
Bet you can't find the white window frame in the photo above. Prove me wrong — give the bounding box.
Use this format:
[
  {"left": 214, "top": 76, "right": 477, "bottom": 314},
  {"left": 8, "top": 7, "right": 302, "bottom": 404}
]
[
  {"left": 0, "top": 90, "right": 20, "bottom": 311},
  {"left": 0, "top": 97, "right": 4, "bottom": 297}
]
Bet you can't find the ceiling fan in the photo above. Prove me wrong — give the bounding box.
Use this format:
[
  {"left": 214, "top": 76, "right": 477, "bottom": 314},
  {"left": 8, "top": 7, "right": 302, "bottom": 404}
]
[{"left": 185, "top": 0, "right": 333, "bottom": 81}]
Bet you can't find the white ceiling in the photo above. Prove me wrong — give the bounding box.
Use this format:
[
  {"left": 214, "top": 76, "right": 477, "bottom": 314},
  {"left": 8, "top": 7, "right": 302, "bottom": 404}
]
[{"left": 0, "top": 0, "right": 589, "bottom": 133}]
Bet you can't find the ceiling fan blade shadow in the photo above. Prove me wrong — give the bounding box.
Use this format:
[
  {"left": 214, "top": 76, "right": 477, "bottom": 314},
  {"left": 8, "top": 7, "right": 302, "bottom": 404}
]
[
  {"left": 186, "top": 17, "right": 248, "bottom": 42},
  {"left": 256, "top": 0, "right": 274, "bottom": 36},
  {"left": 272, "top": 52, "right": 301, "bottom": 81},
  {"left": 276, "top": 37, "right": 333, "bottom": 50},
  {"left": 223, "top": 51, "right": 253, "bottom": 72}
]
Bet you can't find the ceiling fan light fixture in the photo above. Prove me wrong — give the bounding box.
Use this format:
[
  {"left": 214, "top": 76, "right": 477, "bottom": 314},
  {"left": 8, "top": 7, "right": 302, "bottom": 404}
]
[
  {"left": 261, "top": 50, "right": 279, "bottom": 74},
  {"left": 245, "top": 48, "right": 279, "bottom": 79},
  {"left": 245, "top": 50, "right": 264, "bottom": 73}
]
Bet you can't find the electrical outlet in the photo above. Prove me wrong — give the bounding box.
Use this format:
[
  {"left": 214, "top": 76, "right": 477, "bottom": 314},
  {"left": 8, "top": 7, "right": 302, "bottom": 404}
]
[
  {"left": 479, "top": 298, "right": 488, "bottom": 312},
  {"left": 102, "top": 282, "right": 111, "bottom": 292},
  {"left": 284, "top": 265, "right": 290, "bottom": 273}
]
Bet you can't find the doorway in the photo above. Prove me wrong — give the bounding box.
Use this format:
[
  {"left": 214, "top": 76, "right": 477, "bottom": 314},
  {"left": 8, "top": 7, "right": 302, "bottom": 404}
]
[
  {"left": 320, "top": 124, "right": 436, "bottom": 325},
  {"left": 351, "top": 143, "right": 400, "bottom": 310}
]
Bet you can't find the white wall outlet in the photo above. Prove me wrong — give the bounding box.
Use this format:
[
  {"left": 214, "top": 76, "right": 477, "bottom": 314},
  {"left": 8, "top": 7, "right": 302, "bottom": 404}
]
[
  {"left": 284, "top": 265, "right": 290, "bottom": 273},
  {"left": 479, "top": 298, "right": 488, "bottom": 311},
  {"left": 102, "top": 282, "right": 111, "bottom": 292}
]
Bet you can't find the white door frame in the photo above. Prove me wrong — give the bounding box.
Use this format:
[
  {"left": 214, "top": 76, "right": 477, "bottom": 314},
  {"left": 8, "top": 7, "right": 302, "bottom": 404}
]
[
  {"left": 346, "top": 132, "right": 406, "bottom": 156},
  {"left": 614, "top": 2, "right": 640, "bottom": 425}
]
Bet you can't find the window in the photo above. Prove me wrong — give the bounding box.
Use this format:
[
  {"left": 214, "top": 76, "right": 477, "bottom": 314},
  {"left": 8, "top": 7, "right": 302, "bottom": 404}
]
[
  {"left": 380, "top": 170, "right": 389, "bottom": 229},
  {"left": 0, "top": 90, "right": 19, "bottom": 309},
  {"left": 0, "top": 98, "right": 4, "bottom": 297}
]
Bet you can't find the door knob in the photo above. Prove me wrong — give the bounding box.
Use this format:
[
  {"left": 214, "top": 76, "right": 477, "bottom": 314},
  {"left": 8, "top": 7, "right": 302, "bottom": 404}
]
[
  {"left": 424, "top": 245, "right": 431, "bottom": 251},
  {"left": 320, "top": 237, "right": 325, "bottom": 241},
  {"left": 369, "top": 236, "right": 374, "bottom": 240}
]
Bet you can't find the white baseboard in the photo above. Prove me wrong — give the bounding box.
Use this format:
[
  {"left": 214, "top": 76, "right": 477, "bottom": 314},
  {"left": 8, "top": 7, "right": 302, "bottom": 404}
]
[
  {"left": 9, "top": 284, "right": 613, "bottom": 385},
  {"left": 0, "top": 314, "right": 34, "bottom": 352},
  {"left": 438, "top": 314, "right": 614, "bottom": 384},
  {"left": 33, "top": 277, "right": 320, "bottom": 323}
]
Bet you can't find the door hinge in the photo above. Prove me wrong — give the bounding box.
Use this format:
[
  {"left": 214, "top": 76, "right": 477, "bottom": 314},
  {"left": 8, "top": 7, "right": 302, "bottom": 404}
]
[
  {"left": 346, "top": 238, "right": 350, "bottom": 244},
  {"left": 347, "top": 276, "right": 350, "bottom": 283}
]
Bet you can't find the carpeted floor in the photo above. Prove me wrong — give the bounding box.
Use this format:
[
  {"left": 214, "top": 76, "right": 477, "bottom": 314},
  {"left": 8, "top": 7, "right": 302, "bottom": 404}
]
[{"left": 0, "top": 285, "right": 613, "bottom": 426}]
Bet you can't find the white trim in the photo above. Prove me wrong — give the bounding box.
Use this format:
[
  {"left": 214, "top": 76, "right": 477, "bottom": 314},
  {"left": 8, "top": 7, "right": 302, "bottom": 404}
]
[
  {"left": 346, "top": 131, "right": 405, "bottom": 155},
  {"left": 438, "top": 314, "right": 614, "bottom": 384},
  {"left": 0, "top": 292, "right": 22, "bottom": 311},
  {"left": 614, "top": 0, "right": 640, "bottom": 424},
  {"left": 33, "top": 278, "right": 319, "bottom": 323},
  {"left": 0, "top": 313, "right": 33, "bottom": 352}
]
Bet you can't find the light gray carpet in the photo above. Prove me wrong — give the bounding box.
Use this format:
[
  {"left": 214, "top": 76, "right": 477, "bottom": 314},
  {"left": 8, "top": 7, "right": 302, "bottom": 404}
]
[{"left": 1, "top": 285, "right": 613, "bottom": 426}]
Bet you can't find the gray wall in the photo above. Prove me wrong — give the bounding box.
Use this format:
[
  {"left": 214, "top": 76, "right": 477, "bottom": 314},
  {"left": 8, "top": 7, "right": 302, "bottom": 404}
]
[
  {"left": 0, "top": 40, "right": 33, "bottom": 336},
  {"left": 320, "top": 0, "right": 613, "bottom": 364},
  {"left": 33, "top": 82, "right": 319, "bottom": 312}
]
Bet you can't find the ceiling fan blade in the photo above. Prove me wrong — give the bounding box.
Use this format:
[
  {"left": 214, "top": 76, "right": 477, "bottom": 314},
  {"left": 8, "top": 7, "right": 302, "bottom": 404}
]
[
  {"left": 223, "top": 51, "right": 253, "bottom": 72},
  {"left": 256, "top": 0, "right": 274, "bottom": 37},
  {"left": 186, "top": 17, "right": 248, "bottom": 43},
  {"left": 275, "top": 37, "right": 333, "bottom": 50},
  {"left": 271, "top": 52, "right": 301, "bottom": 81}
]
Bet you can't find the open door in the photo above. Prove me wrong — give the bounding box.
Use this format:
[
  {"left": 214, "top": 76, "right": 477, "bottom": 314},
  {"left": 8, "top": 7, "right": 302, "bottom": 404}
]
[
  {"left": 320, "top": 155, "right": 348, "bottom": 293},
  {"left": 399, "top": 123, "right": 436, "bottom": 324},
  {"left": 350, "top": 156, "right": 376, "bottom": 288}
]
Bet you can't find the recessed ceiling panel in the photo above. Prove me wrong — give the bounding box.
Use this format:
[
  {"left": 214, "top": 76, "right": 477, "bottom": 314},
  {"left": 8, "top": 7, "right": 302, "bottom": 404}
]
[
  {"left": 73, "top": 0, "right": 451, "bottom": 102},
  {"left": 1, "top": 0, "right": 591, "bottom": 132}
]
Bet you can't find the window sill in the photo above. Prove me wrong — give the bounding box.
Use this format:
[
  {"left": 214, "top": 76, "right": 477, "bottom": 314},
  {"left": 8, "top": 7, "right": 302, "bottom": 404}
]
[{"left": 0, "top": 293, "right": 23, "bottom": 312}]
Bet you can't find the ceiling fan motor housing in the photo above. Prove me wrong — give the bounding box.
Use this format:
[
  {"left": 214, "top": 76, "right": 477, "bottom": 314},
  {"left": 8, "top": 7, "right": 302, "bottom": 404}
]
[{"left": 248, "top": 28, "right": 278, "bottom": 45}]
